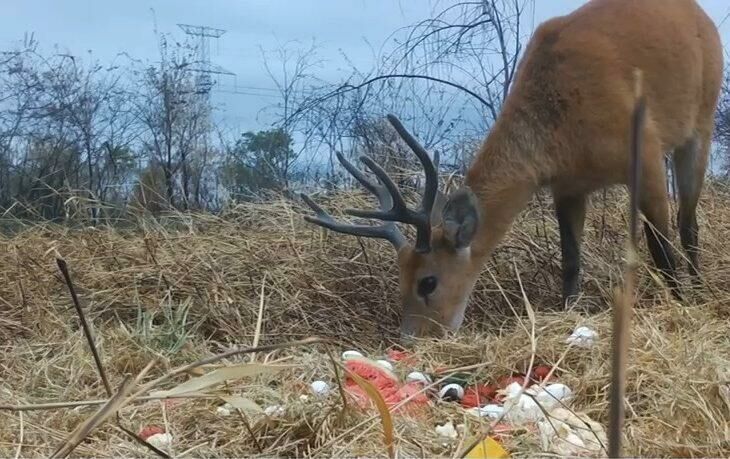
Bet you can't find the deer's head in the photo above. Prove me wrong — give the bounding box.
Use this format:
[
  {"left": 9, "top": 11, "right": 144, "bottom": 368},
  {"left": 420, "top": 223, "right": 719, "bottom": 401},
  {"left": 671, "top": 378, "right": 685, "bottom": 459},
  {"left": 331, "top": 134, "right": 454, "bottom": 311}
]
[{"left": 301, "top": 115, "right": 481, "bottom": 341}]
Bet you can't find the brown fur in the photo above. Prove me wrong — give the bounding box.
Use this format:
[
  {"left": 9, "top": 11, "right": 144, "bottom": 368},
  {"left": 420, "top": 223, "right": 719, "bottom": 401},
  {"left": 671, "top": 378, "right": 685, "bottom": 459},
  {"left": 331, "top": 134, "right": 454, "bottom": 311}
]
[{"left": 397, "top": 0, "right": 723, "bottom": 339}]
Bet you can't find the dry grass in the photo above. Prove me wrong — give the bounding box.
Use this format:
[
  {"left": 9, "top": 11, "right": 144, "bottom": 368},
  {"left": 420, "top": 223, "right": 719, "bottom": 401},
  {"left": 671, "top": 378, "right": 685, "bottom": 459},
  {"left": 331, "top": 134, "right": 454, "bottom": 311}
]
[{"left": 1, "top": 183, "right": 730, "bottom": 457}]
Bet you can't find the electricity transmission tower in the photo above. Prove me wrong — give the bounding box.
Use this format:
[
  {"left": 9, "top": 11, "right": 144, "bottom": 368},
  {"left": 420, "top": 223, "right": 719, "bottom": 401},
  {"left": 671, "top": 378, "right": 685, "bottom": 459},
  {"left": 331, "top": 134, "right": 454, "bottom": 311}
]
[
  {"left": 176, "top": 23, "right": 234, "bottom": 206},
  {"left": 177, "top": 24, "right": 233, "bottom": 95},
  {"left": 177, "top": 23, "right": 234, "bottom": 98}
]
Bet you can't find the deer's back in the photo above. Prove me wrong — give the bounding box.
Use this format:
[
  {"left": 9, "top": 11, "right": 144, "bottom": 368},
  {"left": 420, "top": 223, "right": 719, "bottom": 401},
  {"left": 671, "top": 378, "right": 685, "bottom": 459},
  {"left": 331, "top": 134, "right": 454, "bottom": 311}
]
[{"left": 507, "top": 0, "right": 722, "bottom": 187}]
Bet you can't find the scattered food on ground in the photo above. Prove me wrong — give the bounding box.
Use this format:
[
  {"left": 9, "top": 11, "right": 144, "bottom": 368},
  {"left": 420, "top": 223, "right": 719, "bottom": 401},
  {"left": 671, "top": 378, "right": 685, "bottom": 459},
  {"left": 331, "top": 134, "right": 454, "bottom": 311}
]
[
  {"left": 310, "top": 380, "right": 331, "bottom": 397},
  {"left": 138, "top": 425, "right": 165, "bottom": 441},
  {"left": 145, "top": 432, "right": 173, "bottom": 450},
  {"left": 435, "top": 420, "right": 459, "bottom": 440},
  {"left": 566, "top": 325, "right": 599, "bottom": 348},
  {"left": 341, "top": 350, "right": 364, "bottom": 360}
]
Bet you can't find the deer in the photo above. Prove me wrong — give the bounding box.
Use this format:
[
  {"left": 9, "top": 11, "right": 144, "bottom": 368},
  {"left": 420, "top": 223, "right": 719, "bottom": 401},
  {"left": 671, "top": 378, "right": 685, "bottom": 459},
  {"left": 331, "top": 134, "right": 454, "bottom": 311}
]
[{"left": 301, "top": 0, "right": 723, "bottom": 340}]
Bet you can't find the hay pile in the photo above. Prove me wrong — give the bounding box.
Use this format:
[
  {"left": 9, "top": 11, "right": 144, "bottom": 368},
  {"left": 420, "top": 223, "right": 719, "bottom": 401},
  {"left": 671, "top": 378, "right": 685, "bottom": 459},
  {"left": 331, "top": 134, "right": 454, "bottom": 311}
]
[{"left": 1, "top": 184, "right": 729, "bottom": 457}]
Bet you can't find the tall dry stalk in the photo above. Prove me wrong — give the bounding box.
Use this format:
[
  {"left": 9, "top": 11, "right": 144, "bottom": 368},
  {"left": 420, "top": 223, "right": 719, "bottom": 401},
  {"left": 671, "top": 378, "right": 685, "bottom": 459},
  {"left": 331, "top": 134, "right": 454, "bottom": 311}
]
[{"left": 608, "top": 69, "right": 645, "bottom": 458}]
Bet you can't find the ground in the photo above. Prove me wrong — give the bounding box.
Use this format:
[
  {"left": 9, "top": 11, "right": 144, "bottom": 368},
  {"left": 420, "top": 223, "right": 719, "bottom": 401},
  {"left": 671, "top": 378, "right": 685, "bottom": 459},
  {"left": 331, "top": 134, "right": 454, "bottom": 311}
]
[{"left": 1, "top": 186, "right": 729, "bottom": 457}]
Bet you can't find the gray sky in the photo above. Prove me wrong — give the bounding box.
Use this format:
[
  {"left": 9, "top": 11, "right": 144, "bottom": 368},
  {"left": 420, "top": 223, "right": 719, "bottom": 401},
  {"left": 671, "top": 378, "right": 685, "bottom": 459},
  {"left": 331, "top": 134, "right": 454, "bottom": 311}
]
[{"left": 3, "top": 1, "right": 729, "bottom": 134}]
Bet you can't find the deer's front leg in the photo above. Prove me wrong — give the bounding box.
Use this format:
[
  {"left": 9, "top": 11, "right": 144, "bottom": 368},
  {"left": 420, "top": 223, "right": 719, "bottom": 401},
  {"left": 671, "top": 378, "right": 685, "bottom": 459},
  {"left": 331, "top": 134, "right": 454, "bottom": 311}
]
[{"left": 554, "top": 193, "right": 587, "bottom": 307}]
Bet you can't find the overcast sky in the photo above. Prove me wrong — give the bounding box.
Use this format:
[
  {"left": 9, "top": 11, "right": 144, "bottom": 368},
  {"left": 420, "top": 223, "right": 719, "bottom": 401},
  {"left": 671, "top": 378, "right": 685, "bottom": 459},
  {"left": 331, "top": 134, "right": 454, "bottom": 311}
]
[{"left": 3, "top": 1, "right": 729, "bottom": 134}]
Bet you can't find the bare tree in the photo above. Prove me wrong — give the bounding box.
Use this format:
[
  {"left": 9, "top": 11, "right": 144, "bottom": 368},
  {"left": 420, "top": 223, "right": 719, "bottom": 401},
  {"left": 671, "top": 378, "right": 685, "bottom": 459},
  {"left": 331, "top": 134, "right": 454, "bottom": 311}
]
[
  {"left": 0, "top": 35, "right": 143, "bottom": 222},
  {"left": 289, "top": 0, "right": 532, "bottom": 192},
  {"left": 47, "top": 54, "right": 138, "bottom": 221},
  {"left": 0, "top": 39, "right": 44, "bottom": 211},
  {"left": 259, "top": 39, "right": 322, "bottom": 191},
  {"left": 0, "top": 1, "right": 533, "bottom": 221},
  {"left": 132, "top": 35, "right": 207, "bottom": 209}
]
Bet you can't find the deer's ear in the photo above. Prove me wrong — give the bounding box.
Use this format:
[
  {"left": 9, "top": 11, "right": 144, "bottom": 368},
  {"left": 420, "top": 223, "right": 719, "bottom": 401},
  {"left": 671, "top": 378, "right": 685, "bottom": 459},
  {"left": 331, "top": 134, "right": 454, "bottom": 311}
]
[{"left": 441, "top": 187, "right": 479, "bottom": 249}]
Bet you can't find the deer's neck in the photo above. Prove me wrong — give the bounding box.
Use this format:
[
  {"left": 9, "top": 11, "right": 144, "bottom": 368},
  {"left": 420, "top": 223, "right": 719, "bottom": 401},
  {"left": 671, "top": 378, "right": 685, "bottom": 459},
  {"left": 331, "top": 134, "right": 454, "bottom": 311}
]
[{"left": 464, "top": 108, "right": 543, "bottom": 264}]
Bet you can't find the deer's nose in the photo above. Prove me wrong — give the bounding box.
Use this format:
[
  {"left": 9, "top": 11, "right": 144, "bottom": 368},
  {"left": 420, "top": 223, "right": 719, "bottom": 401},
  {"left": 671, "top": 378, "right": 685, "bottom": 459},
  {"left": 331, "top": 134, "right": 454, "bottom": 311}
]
[
  {"left": 399, "top": 332, "right": 415, "bottom": 346},
  {"left": 399, "top": 319, "right": 419, "bottom": 345},
  {"left": 399, "top": 325, "right": 416, "bottom": 344}
]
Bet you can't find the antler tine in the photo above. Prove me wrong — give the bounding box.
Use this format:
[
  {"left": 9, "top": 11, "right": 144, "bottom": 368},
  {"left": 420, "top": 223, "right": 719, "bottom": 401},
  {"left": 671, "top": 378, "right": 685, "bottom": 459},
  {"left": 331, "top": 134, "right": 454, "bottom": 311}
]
[
  {"left": 301, "top": 117, "right": 441, "bottom": 253},
  {"left": 336, "top": 152, "right": 399, "bottom": 214},
  {"left": 300, "top": 192, "right": 406, "bottom": 249},
  {"left": 386, "top": 114, "right": 440, "bottom": 252},
  {"left": 300, "top": 151, "right": 412, "bottom": 249},
  {"left": 344, "top": 156, "right": 412, "bottom": 220},
  {"left": 343, "top": 155, "right": 434, "bottom": 250},
  {"left": 386, "top": 114, "right": 439, "bottom": 209},
  {"left": 335, "top": 152, "right": 381, "bottom": 199}
]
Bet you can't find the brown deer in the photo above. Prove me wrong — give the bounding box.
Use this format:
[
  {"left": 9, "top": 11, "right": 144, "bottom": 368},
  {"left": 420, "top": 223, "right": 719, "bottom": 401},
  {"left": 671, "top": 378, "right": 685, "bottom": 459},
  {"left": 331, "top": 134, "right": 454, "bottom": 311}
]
[{"left": 301, "top": 0, "right": 723, "bottom": 340}]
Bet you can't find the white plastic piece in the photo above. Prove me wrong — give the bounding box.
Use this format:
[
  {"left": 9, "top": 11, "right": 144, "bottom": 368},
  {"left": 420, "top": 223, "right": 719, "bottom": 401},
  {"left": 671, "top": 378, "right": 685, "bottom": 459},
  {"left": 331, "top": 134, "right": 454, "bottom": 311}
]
[
  {"left": 466, "top": 403, "right": 506, "bottom": 420},
  {"left": 465, "top": 407, "right": 482, "bottom": 417},
  {"left": 566, "top": 326, "right": 598, "bottom": 348},
  {"left": 146, "top": 433, "right": 173, "bottom": 449},
  {"left": 538, "top": 408, "right": 607, "bottom": 456},
  {"left": 502, "top": 380, "right": 576, "bottom": 424},
  {"left": 216, "top": 405, "right": 232, "bottom": 416},
  {"left": 515, "top": 395, "right": 544, "bottom": 422},
  {"left": 479, "top": 404, "right": 505, "bottom": 419},
  {"left": 376, "top": 359, "right": 394, "bottom": 371},
  {"left": 503, "top": 381, "right": 525, "bottom": 398},
  {"left": 536, "top": 383, "right": 573, "bottom": 409},
  {"left": 406, "top": 371, "right": 431, "bottom": 385},
  {"left": 342, "top": 350, "right": 364, "bottom": 360},
  {"left": 501, "top": 382, "right": 544, "bottom": 423},
  {"left": 438, "top": 383, "right": 465, "bottom": 401},
  {"left": 264, "top": 404, "right": 285, "bottom": 417},
  {"left": 310, "top": 380, "right": 330, "bottom": 397},
  {"left": 435, "top": 420, "right": 458, "bottom": 439}
]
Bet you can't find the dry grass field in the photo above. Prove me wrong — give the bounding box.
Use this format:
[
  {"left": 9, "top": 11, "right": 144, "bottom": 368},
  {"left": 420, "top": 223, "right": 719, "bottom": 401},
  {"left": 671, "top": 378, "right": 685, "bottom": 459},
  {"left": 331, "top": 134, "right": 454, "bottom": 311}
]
[{"left": 1, "top": 184, "right": 730, "bottom": 457}]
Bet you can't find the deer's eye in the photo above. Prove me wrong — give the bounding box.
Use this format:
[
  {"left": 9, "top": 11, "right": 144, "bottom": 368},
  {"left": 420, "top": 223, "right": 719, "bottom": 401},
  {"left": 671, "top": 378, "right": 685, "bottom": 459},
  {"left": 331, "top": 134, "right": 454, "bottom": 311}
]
[{"left": 417, "top": 276, "right": 438, "bottom": 297}]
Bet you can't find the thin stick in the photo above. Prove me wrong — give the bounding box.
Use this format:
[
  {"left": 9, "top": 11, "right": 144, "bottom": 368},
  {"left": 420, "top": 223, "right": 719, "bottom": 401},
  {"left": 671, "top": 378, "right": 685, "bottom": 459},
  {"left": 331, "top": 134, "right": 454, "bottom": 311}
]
[
  {"left": 13, "top": 411, "right": 23, "bottom": 459},
  {"left": 0, "top": 393, "right": 222, "bottom": 412},
  {"left": 52, "top": 359, "right": 157, "bottom": 459},
  {"left": 114, "top": 415, "right": 169, "bottom": 459},
  {"left": 250, "top": 272, "right": 267, "bottom": 362},
  {"left": 56, "top": 257, "right": 112, "bottom": 396},
  {"left": 237, "top": 407, "right": 263, "bottom": 453},
  {"left": 459, "top": 266, "right": 539, "bottom": 458},
  {"left": 56, "top": 257, "right": 168, "bottom": 458},
  {"left": 160, "top": 399, "right": 172, "bottom": 456},
  {"left": 51, "top": 375, "right": 135, "bottom": 459},
  {"left": 326, "top": 347, "right": 349, "bottom": 417},
  {"left": 608, "top": 69, "right": 645, "bottom": 458}
]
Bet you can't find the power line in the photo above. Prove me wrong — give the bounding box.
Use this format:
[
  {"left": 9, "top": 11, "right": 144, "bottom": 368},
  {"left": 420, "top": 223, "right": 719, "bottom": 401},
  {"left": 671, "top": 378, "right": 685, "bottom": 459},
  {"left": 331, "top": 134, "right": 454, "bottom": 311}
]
[
  {"left": 720, "top": 7, "right": 730, "bottom": 29},
  {"left": 225, "top": 84, "right": 280, "bottom": 93},
  {"left": 214, "top": 88, "right": 280, "bottom": 98}
]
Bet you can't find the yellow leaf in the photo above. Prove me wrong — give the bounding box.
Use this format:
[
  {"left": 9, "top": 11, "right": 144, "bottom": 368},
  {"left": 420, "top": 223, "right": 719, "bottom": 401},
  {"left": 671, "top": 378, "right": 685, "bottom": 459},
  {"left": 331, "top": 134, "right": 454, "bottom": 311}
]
[
  {"left": 345, "top": 366, "right": 395, "bottom": 459},
  {"left": 464, "top": 437, "right": 509, "bottom": 459},
  {"left": 151, "top": 364, "right": 291, "bottom": 397}
]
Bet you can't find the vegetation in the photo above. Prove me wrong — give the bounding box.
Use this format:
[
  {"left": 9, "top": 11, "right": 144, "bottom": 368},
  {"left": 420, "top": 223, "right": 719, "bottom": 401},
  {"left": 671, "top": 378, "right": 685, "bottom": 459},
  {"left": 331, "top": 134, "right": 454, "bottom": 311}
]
[
  {"left": 1, "top": 1, "right": 730, "bottom": 457},
  {"left": 1, "top": 185, "right": 730, "bottom": 456}
]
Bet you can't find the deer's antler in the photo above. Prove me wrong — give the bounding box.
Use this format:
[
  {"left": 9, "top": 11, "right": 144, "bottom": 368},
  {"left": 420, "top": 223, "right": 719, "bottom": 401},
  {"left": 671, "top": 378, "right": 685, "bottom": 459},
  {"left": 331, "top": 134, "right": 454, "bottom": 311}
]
[
  {"left": 301, "top": 114, "right": 440, "bottom": 252},
  {"left": 300, "top": 152, "right": 407, "bottom": 249}
]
